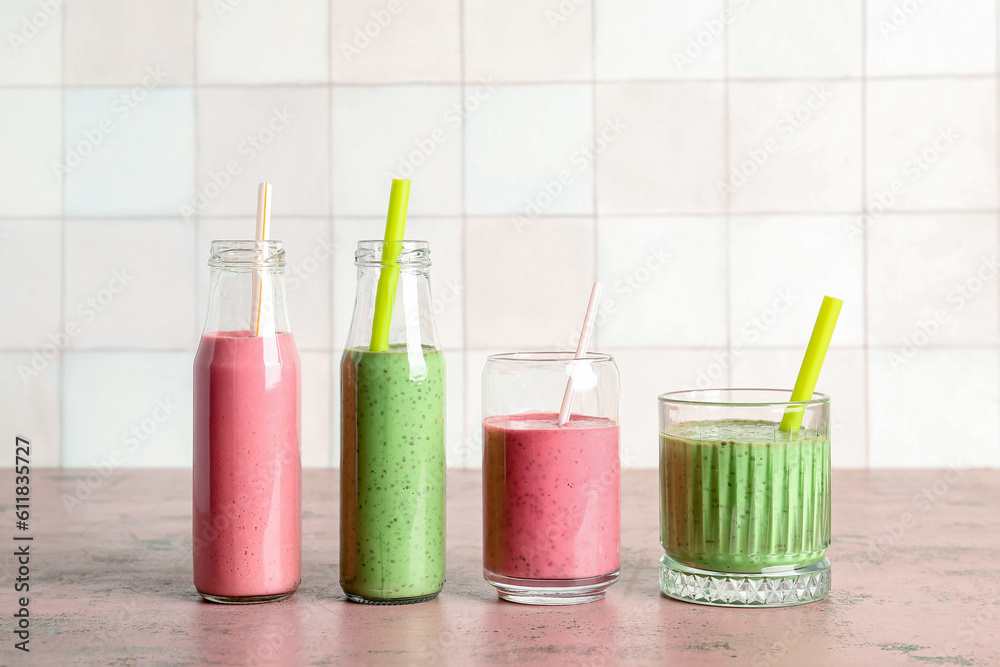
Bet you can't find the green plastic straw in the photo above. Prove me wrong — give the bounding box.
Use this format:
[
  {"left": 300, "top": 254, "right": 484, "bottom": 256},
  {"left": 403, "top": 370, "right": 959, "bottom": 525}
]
[
  {"left": 780, "top": 295, "right": 843, "bottom": 433},
  {"left": 369, "top": 179, "right": 411, "bottom": 352}
]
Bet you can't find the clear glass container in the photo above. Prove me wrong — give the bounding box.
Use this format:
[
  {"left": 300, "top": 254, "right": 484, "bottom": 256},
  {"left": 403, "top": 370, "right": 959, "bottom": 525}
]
[
  {"left": 340, "top": 240, "right": 446, "bottom": 604},
  {"left": 482, "top": 352, "right": 621, "bottom": 605},
  {"left": 658, "top": 389, "right": 831, "bottom": 607},
  {"left": 193, "top": 240, "right": 301, "bottom": 604}
]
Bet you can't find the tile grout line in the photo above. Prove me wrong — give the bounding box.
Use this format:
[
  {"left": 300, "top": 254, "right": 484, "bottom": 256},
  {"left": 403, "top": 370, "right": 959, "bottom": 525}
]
[
  {"left": 13, "top": 72, "right": 1000, "bottom": 89},
  {"left": 193, "top": 0, "right": 201, "bottom": 403},
  {"left": 861, "top": 0, "right": 871, "bottom": 469},
  {"left": 591, "top": 0, "right": 599, "bottom": 351},
  {"left": 328, "top": 2, "right": 336, "bottom": 469},
  {"left": 458, "top": 0, "right": 469, "bottom": 468},
  {"left": 58, "top": 2, "right": 67, "bottom": 468},
  {"left": 19, "top": 208, "right": 1000, "bottom": 222},
  {"left": 996, "top": 0, "right": 999, "bottom": 469},
  {"left": 723, "top": 0, "right": 732, "bottom": 389}
]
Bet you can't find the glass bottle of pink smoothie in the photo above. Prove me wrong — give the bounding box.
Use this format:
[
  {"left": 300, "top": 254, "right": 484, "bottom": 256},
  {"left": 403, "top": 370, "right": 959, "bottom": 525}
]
[
  {"left": 193, "top": 240, "right": 301, "bottom": 604},
  {"left": 482, "top": 352, "right": 620, "bottom": 604}
]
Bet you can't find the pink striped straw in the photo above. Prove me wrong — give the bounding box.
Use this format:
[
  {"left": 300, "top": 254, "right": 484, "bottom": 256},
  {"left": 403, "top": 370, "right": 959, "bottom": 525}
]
[{"left": 557, "top": 282, "right": 603, "bottom": 426}]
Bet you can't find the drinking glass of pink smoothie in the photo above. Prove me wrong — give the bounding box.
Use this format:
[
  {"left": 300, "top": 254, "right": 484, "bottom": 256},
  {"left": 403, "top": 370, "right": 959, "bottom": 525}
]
[
  {"left": 193, "top": 240, "right": 301, "bottom": 604},
  {"left": 482, "top": 352, "right": 620, "bottom": 605}
]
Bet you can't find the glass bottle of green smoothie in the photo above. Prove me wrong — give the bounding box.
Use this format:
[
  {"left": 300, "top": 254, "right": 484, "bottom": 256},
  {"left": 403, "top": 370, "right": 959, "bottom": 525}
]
[{"left": 340, "top": 240, "right": 446, "bottom": 604}]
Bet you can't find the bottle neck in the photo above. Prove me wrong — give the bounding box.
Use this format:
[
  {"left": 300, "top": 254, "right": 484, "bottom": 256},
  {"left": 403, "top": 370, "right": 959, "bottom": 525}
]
[
  {"left": 344, "top": 263, "right": 439, "bottom": 351},
  {"left": 202, "top": 265, "right": 293, "bottom": 336}
]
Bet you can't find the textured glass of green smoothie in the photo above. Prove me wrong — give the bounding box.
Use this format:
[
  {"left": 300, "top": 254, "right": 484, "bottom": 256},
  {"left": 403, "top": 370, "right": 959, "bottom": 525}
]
[
  {"left": 340, "top": 345, "right": 446, "bottom": 603},
  {"left": 660, "top": 419, "right": 830, "bottom": 574}
]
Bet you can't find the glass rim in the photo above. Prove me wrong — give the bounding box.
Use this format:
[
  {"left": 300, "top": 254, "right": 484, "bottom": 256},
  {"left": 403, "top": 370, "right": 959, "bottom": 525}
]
[
  {"left": 487, "top": 351, "right": 614, "bottom": 363},
  {"left": 657, "top": 388, "right": 830, "bottom": 407}
]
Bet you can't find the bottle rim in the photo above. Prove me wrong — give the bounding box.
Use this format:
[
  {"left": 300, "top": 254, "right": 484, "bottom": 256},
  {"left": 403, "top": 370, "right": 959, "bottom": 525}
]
[
  {"left": 355, "top": 240, "right": 431, "bottom": 267},
  {"left": 209, "top": 240, "right": 285, "bottom": 268}
]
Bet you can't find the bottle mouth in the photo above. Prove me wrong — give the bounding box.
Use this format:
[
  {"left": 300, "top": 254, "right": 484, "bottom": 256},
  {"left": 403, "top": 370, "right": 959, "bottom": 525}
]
[
  {"left": 209, "top": 240, "right": 285, "bottom": 268},
  {"left": 355, "top": 240, "right": 430, "bottom": 267}
]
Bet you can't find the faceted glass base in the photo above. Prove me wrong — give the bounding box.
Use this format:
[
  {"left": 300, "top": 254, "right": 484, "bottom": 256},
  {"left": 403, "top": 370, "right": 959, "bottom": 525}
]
[
  {"left": 345, "top": 591, "right": 440, "bottom": 605},
  {"left": 659, "top": 554, "right": 830, "bottom": 607},
  {"left": 485, "top": 569, "right": 619, "bottom": 605},
  {"left": 199, "top": 590, "right": 295, "bottom": 605}
]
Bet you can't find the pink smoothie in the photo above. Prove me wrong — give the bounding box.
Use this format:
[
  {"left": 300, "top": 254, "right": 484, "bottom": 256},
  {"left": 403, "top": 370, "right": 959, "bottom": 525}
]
[
  {"left": 193, "top": 330, "right": 301, "bottom": 599},
  {"left": 483, "top": 413, "right": 620, "bottom": 580}
]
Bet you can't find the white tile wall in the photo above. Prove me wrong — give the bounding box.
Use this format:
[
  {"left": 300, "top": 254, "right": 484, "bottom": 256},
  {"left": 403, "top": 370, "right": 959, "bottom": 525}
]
[
  {"left": 331, "top": 85, "right": 463, "bottom": 216},
  {"left": 64, "top": 219, "right": 197, "bottom": 351},
  {"left": 869, "top": 348, "right": 1000, "bottom": 468},
  {"left": 727, "top": 81, "right": 862, "bottom": 212},
  {"left": 0, "top": 1, "right": 62, "bottom": 85},
  {"left": 1, "top": 0, "right": 998, "bottom": 469},
  {"left": 0, "top": 220, "right": 62, "bottom": 349},
  {"left": 729, "top": 0, "right": 863, "bottom": 78},
  {"left": 464, "top": 0, "right": 592, "bottom": 82},
  {"left": 63, "top": 88, "right": 195, "bottom": 217},
  {"left": 63, "top": 351, "right": 193, "bottom": 468},
  {"left": 866, "top": 0, "right": 996, "bottom": 76},
  {"left": 196, "top": 87, "right": 330, "bottom": 217},
  {"left": 729, "top": 216, "right": 865, "bottom": 347},
  {"left": 866, "top": 79, "right": 997, "bottom": 211},
  {"left": 64, "top": 0, "right": 195, "bottom": 85},
  {"left": 595, "top": 0, "right": 726, "bottom": 80},
  {"left": 596, "top": 217, "right": 727, "bottom": 347},
  {"left": 465, "top": 84, "right": 593, "bottom": 216},
  {"left": 331, "top": 0, "right": 461, "bottom": 83},
  {"left": 596, "top": 82, "right": 726, "bottom": 214},
  {"left": 196, "top": 0, "right": 328, "bottom": 84},
  {"left": 0, "top": 90, "right": 61, "bottom": 216}
]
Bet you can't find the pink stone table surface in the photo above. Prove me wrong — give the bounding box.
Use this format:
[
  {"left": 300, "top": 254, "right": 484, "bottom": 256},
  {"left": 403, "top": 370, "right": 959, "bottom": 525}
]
[{"left": 1, "top": 469, "right": 998, "bottom": 666}]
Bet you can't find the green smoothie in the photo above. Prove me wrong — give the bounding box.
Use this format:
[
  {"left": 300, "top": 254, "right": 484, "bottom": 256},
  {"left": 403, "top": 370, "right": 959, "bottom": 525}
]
[
  {"left": 340, "top": 345, "right": 446, "bottom": 602},
  {"left": 660, "top": 420, "right": 830, "bottom": 574}
]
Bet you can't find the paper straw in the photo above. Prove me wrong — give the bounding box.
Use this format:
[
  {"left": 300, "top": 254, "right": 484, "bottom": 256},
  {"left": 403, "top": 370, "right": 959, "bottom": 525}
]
[
  {"left": 780, "top": 295, "right": 843, "bottom": 432},
  {"left": 557, "top": 283, "right": 603, "bottom": 427},
  {"left": 369, "top": 179, "right": 411, "bottom": 352},
  {"left": 250, "top": 182, "right": 272, "bottom": 337}
]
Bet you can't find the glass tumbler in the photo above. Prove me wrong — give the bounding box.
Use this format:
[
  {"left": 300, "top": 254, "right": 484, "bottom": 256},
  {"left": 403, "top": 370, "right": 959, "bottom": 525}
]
[
  {"left": 482, "top": 352, "right": 620, "bottom": 605},
  {"left": 658, "top": 389, "right": 831, "bottom": 607}
]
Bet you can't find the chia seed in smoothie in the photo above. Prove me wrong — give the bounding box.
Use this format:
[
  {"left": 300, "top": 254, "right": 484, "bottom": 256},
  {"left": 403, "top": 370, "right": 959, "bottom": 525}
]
[
  {"left": 340, "top": 345, "right": 446, "bottom": 603},
  {"left": 660, "top": 419, "right": 830, "bottom": 573}
]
